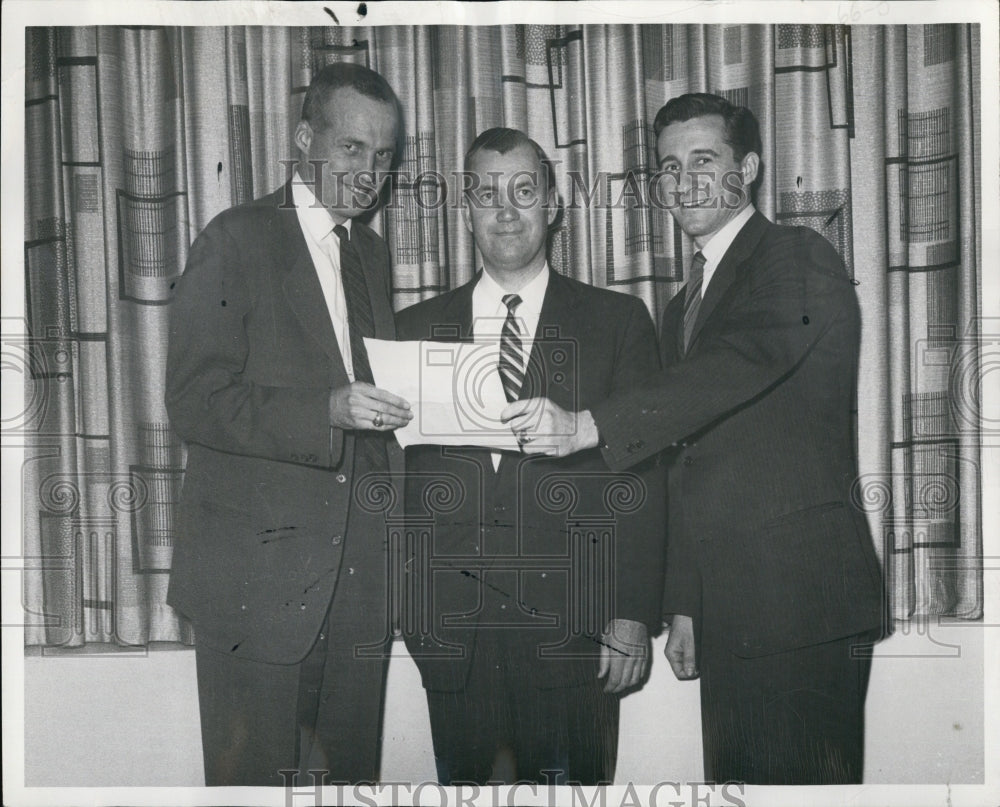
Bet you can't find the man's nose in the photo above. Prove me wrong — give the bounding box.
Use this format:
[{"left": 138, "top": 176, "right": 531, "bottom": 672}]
[
  {"left": 681, "top": 169, "right": 713, "bottom": 197},
  {"left": 497, "top": 192, "right": 519, "bottom": 221},
  {"left": 496, "top": 204, "right": 519, "bottom": 222},
  {"left": 348, "top": 152, "right": 386, "bottom": 193},
  {"left": 677, "top": 170, "right": 697, "bottom": 195},
  {"left": 357, "top": 149, "right": 378, "bottom": 173}
]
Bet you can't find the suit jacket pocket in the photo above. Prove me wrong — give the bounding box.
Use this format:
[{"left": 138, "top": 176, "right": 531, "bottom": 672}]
[
  {"left": 712, "top": 504, "right": 883, "bottom": 658},
  {"left": 763, "top": 500, "right": 844, "bottom": 529},
  {"left": 196, "top": 497, "right": 256, "bottom": 522}
]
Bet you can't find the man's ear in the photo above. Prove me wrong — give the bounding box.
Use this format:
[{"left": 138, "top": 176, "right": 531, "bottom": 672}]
[
  {"left": 461, "top": 196, "right": 473, "bottom": 235},
  {"left": 546, "top": 187, "right": 559, "bottom": 227},
  {"left": 293, "top": 120, "right": 313, "bottom": 157},
  {"left": 740, "top": 151, "right": 760, "bottom": 187}
]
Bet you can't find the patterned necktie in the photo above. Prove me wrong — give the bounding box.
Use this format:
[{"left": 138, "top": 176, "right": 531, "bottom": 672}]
[
  {"left": 334, "top": 224, "right": 388, "bottom": 471},
  {"left": 682, "top": 251, "right": 706, "bottom": 355},
  {"left": 498, "top": 293, "right": 524, "bottom": 403}
]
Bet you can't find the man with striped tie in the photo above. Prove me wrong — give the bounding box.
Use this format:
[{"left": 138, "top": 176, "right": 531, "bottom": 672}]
[
  {"left": 166, "top": 63, "right": 412, "bottom": 785},
  {"left": 506, "top": 94, "right": 885, "bottom": 784},
  {"left": 396, "top": 128, "right": 666, "bottom": 785}
]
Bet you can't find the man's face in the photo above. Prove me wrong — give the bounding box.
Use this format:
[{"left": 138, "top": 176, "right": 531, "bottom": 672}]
[
  {"left": 656, "top": 114, "right": 758, "bottom": 247},
  {"left": 294, "top": 86, "right": 399, "bottom": 223},
  {"left": 462, "top": 143, "right": 557, "bottom": 279}
]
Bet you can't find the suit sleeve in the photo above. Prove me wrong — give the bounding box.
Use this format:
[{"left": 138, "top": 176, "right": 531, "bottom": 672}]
[
  {"left": 165, "top": 218, "right": 345, "bottom": 468},
  {"left": 608, "top": 298, "right": 668, "bottom": 631},
  {"left": 592, "top": 231, "right": 855, "bottom": 470},
  {"left": 395, "top": 301, "right": 424, "bottom": 341},
  {"left": 662, "top": 516, "right": 701, "bottom": 621}
]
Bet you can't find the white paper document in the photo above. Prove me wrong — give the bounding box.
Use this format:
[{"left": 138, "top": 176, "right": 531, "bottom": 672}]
[{"left": 365, "top": 338, "right": 522, "bottom": 450}]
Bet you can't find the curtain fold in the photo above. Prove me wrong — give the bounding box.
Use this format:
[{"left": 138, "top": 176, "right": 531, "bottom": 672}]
[{"left": 22, "top": 24, "right": 982, "bottom": 647}]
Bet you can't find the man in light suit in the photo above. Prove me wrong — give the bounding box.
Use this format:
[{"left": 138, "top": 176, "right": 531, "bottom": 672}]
[
  {"left": 165, "top": 63, "right": 412, "bottom": 786},
  {"left": 396, "top": 128, "right": 666, "bottom": 785},
  {"left": 506, "top": 94, "right": 885, "bottom": 784}
]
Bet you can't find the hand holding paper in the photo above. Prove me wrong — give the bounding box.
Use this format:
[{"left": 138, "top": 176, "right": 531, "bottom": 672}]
[
  {"left": 500, "top": 397, "right": 599, "bottom": 457},
  {"left": 328, "top": 381, "right": 413, "bottom": 431},
  {"left": 365, "top": 338, "right": 523, "bottom": 450}
]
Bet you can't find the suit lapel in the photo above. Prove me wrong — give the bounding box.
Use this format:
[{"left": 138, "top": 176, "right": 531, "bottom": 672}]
[
  {"left": 440, "top": 276, "right": 476, "bottom": 341},
  {"left": 424, "top": 279, "right": 496, "bottom": 474},
  {"left": 661, "top": 292, "right": 686, "bottom": 367},
  {"left": 275, "top": 190, "right": 351, "bottom": 388},
  {"left": 687, "top": 210, "right": 769, "bottom": 354},
  {"left": 520, "top": 271, "right": 576, "bottom": 407},
  {"left": 352, "top": 225, "right": 395, "bottom": 340}
]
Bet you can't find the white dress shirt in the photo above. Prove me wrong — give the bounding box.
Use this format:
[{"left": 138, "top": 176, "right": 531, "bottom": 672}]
[
  {"left": 292, "top": 171, "right": 355, "bottom": 380},
  {"left": 471, "top": 264, "right": 550, "bottom": 468},
  {"left": 697, "top": 203, "right": 756, "bottom": 296}
]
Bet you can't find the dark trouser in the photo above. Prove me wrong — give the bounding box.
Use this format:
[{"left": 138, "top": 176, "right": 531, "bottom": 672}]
[
  {"left": 195, "top": 499, "right": 391, "bottom": 786},
  {"left": 698, "top": 628, "right": 874, "bottom": 785},
  {"left": 424, "top": 633, "right": 618, "bottom": 786}
]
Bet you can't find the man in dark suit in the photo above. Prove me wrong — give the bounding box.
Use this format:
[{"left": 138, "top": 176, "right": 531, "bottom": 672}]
[
  {"left": 505, "top": 94, "right": 885, "bottom": 784},
  {"left": 165, "top": 63, "right": 412, "bottom": 786},
  {"left": 396, "top": 128, "right": 666, "bottom": 785}
]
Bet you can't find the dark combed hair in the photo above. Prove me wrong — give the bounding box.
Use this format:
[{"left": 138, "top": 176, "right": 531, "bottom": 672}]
[
  {"left": 463, "top": 127, "right": 554, "bottom": 194},
  {"left": 301, "top": 61, "right": 400, "bottom": 130},
  {"left": 653, "top": 93, "right": 763, "bottom": 162}
]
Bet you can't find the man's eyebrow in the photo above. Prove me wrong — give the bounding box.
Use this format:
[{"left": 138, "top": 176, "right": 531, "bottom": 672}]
[{"left": 657, "top": 147, "right": 719, "bottom": 168}]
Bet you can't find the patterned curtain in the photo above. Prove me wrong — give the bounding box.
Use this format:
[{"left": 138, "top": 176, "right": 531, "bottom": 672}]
[{"left": 21, "top": 24, "right": 981, "bottom": 647}]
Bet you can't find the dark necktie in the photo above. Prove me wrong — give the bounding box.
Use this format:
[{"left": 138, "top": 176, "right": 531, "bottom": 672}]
[
  {"left": 334, "top": 224, "right": 388, "bottom": 471},
  {"left": 498, "top": 293, "right": 524, "bottom": 403},
  {"left": 682, "top": 251, "right": 706, "bottom": 355}
]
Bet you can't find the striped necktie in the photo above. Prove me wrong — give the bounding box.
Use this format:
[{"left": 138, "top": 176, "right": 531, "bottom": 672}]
[
  {"left": 498, "top": 293, "right": 524, "bottom": 403},
  {"left": 682, "top": 251, "right": 706, "bottom": 355},
  {"left": 334, "top": 224, "right": 388, "bottom": 471}
]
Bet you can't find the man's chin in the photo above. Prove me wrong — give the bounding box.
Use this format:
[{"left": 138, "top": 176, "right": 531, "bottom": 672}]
[
  {"left": 321, "top": 191, "right": 384, "bottom": 219},
  {"left": 670, "top": 210, "right": 712, "bottom": 234},
  {"left": 325, "top": 204, "right": 378, "bottom": 221}
]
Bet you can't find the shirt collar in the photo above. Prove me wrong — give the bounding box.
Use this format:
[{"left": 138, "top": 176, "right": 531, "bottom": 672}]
[
  {"left": 699, "top": 203, "right": 755, "bottom": 270},
  {"left": 476, "top": 263, "right": 550, "bottom": 316},
  {"left": 292, "top": 169, "right": 351, "bottom": 244}
]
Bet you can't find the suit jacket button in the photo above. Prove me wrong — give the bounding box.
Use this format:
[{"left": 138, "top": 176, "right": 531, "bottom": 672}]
[
  {"left": 683, "top": 456, "right": 694, "bottom": 466},
  {"left": 331, "top": 535, "right": 342, "bottom": 545},
  {"left": 336, "top": 473, "right": 347, "bottom": 483}
]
